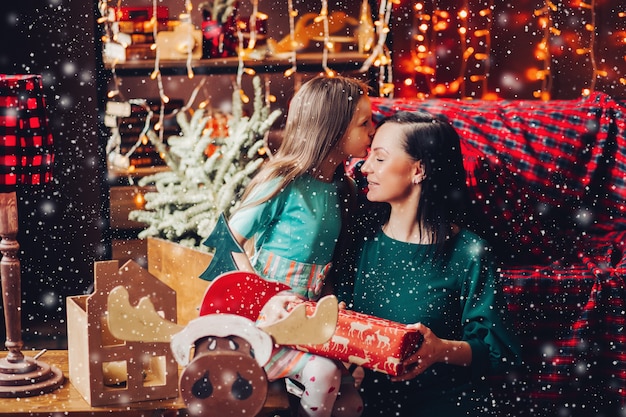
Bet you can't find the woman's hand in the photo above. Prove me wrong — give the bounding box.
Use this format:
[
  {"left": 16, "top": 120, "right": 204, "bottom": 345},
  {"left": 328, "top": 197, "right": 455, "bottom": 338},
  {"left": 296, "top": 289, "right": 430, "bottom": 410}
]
[
  {"left": 391, "top": 323, "right": 441, "bottom": 381},
  {"left": 391, "top": 323, "right": 472, "bottom": 382},
  {"left": 256, "top": 291, "right": 303, "bottom": 327}
]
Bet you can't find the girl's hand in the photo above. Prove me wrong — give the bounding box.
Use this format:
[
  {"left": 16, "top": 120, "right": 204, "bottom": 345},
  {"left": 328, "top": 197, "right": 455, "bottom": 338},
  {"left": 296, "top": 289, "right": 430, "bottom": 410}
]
[{"left": 257, "top": 291, "right": 303, "bottom": 326}]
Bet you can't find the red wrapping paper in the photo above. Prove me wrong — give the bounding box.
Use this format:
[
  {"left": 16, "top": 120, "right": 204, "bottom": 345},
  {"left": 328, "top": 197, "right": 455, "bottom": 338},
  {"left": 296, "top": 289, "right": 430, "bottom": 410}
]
[{"left": 292, "top": 303, "right": 423, "bottom": 376}]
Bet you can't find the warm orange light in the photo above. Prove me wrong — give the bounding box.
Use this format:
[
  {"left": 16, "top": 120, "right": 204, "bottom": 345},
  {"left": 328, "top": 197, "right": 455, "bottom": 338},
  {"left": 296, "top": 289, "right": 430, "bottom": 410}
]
[
  {"left": 415, "top": 65, "right": 435, "bottom": 75},
  {"left": 526, "top": 67, "right": 540, "bottom": 80},
  {"left": 433, "top": 84, "right": 447, "bottom": 95},
  {"left": 380, "top": 83, "right": 395, "bottom": 96},
  {"left": 482, "top": 92, "right": 500, "bottom": 100},
  {"left": 533, "top": 90, "right": 551, "bottom": 100},
  {"left": 239, "top": 90, "right": 250, "bottom": 103},
  {"left": 448, "top": 78, "right": 461, "bottom": 93},
  {"left": 433, "top": 21, "right": 448, "bottom": 31},
  {"left": 133, "top": 192, "right": 146, "bottom": 209},
  {"left": 463, "top": 47, "right": 475, "bottom": 60}
]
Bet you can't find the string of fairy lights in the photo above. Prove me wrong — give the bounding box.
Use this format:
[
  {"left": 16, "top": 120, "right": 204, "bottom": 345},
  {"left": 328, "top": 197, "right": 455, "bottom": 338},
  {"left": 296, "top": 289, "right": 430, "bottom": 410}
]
[
  {"left": 408, "top": 0, "right": 623, "bottom": 100},
  {"left": 98, "top": 0, "right": 393, "bottom": 171},
  {"left": 532, "top": 0, "right": 557, "bottom": 101},
  {"left": 98, "top": 0, "right": 624, "bottom": 172}
]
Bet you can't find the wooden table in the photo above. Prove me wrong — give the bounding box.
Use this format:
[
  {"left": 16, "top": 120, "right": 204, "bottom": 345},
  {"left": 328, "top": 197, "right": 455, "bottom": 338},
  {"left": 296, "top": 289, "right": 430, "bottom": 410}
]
[{"left": 0, "top": 350, "right": 290, "bottom": 416}]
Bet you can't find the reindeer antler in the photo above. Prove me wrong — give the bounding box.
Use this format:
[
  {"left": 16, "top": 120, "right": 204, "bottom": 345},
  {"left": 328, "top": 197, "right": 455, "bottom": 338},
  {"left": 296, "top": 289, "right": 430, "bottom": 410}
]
[
  {"left": 107, "top": 285, "right": 184, "bottom": 343},
  {"left": 260, "top": 295, "right": 338, "bottom": 345},
  {"left": 107, "top": 279, "right": 339, "bottom": 347}
]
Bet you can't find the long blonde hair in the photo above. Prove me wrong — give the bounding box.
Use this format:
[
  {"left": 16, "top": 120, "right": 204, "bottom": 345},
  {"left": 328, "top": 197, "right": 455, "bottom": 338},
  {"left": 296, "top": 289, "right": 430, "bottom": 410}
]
[{"left": 239, "top": 75, "right": 369, "bottom": 206}]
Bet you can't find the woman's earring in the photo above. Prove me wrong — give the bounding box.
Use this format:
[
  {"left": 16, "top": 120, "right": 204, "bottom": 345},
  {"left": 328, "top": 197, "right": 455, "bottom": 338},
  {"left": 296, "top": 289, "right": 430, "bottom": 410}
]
[{"left": 413, "top": 177, "right": 419, "bottom": 185}]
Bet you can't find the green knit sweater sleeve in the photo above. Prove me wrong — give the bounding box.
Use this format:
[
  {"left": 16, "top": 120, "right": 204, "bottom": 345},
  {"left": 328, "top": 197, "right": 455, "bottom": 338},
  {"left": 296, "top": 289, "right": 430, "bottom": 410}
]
[{"left": 458, "top": 240, "right": 522, "bottom": 379}]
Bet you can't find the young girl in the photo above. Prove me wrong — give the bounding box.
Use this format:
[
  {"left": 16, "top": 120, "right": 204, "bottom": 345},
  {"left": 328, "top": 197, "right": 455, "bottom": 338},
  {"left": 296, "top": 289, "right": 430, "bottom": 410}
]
[
  {"left": 227, "top": 75, "right": 374, "bottom": 417},
  {"left": 336, "top": 111, "right": 521, "bottom": 416}
]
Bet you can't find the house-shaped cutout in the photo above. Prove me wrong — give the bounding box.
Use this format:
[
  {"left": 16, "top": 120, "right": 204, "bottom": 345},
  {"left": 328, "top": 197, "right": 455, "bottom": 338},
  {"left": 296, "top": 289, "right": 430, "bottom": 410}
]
[{"left": 66, "top": 260, "right": 178, "bottom": 406}]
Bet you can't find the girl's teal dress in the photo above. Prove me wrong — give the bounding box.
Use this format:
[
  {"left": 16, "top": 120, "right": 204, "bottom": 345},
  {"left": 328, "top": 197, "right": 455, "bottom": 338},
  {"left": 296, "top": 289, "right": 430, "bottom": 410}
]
[
  {"left": 343, "top": 228, "right": 521, "bottom": 417},
  {"left": 228, "top": 173, "right": 343, "bottom": 379}
]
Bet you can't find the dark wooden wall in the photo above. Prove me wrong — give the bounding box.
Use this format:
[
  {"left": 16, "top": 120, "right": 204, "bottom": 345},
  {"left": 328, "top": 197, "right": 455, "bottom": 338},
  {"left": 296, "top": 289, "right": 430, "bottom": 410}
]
[{"left": 0, "top": 0, "right": 107, "bottom": 348}]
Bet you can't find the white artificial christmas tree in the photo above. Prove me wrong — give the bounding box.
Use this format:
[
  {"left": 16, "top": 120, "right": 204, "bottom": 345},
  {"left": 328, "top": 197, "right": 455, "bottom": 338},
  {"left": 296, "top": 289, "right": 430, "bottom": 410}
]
[{"left": 129, "top": 76, "right": 282, "bottom": 249}]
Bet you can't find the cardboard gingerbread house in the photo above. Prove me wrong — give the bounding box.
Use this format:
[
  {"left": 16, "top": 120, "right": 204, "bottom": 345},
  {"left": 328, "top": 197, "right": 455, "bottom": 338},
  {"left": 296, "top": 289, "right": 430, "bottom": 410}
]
[{"left": 66, "top": 260, "right": 179, "bottom": 406}]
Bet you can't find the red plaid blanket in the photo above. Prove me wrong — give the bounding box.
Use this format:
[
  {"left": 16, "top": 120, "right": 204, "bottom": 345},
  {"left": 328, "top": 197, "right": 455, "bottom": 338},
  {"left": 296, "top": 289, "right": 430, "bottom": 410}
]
[{"left": 370, "top": 94, "right": 626, "bottom": 416}]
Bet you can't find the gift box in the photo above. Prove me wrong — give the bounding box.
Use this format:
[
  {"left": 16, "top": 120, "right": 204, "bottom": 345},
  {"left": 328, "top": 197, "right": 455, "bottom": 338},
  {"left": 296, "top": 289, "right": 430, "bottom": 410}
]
[
  {"left": 114, "top": 6, "right": 169, "bottom": 22},
  {"left": 293, "top": 303, "right": 423, "bottom": 376}
]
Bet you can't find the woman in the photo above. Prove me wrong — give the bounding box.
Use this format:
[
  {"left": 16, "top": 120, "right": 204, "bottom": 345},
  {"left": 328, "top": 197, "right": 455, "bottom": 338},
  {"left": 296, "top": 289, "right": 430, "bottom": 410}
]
[{"left": 335, "top": 111, "right": 521, "bottom": 416}]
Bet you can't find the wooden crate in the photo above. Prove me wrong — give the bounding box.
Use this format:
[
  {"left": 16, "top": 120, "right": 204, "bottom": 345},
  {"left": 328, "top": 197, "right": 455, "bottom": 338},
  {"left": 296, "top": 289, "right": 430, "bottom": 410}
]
[{"left": 147, "top": 237, "right": 213, "bottom": 325}]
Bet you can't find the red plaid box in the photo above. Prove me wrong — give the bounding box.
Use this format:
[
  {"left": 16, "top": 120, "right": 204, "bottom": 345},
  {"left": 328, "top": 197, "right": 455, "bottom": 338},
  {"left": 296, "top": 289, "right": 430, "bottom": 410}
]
[{"left": 293, "top": 303, "right": 423, "bottom": 376}]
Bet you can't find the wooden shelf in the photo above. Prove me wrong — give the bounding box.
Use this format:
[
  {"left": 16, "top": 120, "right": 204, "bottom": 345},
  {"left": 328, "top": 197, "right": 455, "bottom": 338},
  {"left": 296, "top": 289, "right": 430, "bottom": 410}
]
[{"left": 105, "top": 52, "right": 370, "bottom": 76}]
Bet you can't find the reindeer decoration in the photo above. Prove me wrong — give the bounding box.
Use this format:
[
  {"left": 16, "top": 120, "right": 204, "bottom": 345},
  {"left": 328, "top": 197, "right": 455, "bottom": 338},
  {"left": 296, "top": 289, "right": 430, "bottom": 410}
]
[{"left": 106, "top": 270, "right": 339, "bottom": 416}]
